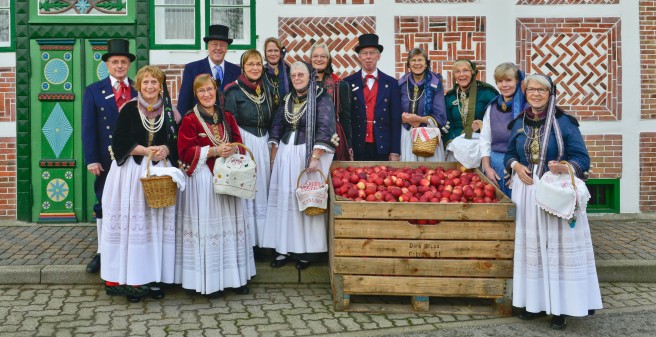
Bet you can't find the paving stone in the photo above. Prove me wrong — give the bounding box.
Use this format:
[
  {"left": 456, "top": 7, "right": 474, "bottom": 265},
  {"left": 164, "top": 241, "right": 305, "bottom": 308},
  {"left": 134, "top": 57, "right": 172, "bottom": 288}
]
[
  {"left": 41, "top": 314, "right": 75, "bottom": 323},
  {"left": 236, "top": 317, "right": 269, "bottom": 326}
]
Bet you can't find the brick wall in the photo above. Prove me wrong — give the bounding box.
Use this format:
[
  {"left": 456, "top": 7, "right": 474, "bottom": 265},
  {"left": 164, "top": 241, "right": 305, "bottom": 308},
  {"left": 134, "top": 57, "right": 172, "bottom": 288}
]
[
  {"left": 583, "top": 134, "right": 622, "bottom": 179},
  {"left": 641, "top": 1, "right": 656, "bottom": 119},
  {"left": 640, "top": 133, "right": 656, "bottom": 211},
  {"left": 278, "top": 16, "right": 376, "bottom": 78},
  {"left": 395, "top": 16, "right": 487, "bottom": 90},
  {"left": 517, "top": 18, "right": 622, "bottom": 121},
  {"left": 0, "top": 67, "right": 16, "bottom": 122},
  {"left": 152, "top": 64, "right": 186, "bottom": 110},
  {"left": 0, "top": 138, "right": 16, "bottom": 218}
]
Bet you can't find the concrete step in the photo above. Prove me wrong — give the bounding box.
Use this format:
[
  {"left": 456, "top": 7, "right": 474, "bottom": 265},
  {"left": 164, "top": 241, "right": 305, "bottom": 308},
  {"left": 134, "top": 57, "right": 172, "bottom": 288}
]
[{"left": 1, "top": 259, "right": 655, "bottom": 285}]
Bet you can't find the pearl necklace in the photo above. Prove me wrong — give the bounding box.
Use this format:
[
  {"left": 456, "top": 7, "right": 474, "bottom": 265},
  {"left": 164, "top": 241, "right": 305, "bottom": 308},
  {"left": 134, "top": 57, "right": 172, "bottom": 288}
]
[
  {"left": 194, "top": 106, "right": 229, "bottom": 146},
  {"left": 283, "top": 94, "right": 307, "bottom": 129},
  {"left": 137, "top": 104, "right": 164, "bottom": 146}
]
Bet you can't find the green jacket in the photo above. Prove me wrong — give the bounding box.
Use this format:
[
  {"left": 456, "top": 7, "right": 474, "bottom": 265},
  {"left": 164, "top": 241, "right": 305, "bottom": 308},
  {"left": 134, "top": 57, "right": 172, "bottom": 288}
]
[{"left": 444, "top": 81, "right": 498, "bottom": 144}]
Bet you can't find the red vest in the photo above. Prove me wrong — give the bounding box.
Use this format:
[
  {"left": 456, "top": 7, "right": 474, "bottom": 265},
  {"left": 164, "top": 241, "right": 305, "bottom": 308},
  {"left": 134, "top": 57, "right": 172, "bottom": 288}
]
[{"left": 363, "top": 76, "right": 378, "bottom": 143}]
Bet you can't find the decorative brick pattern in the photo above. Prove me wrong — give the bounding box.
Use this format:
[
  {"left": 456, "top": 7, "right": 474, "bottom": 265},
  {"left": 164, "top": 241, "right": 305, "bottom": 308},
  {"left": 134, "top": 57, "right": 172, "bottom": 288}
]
[
  {"left": 395, "top": 16, "right": 487, "bottom": 91},
  {"left": 583, "top": 134, "right": 622, "bottom": 179},
  {"left": 0, "top": 68, "right": 16, "bottom": 123},
  {"left": 281, "top": 0, "right": 374, "bottom": 4},
  {"left": 397, "top": 0, "right": 476, "bottom": 3},
  {"left": 0, "top": 138, "right": 17, "bottom": 218},
  {"left": 640, "top": 133, "right": 656, "bottom": 211},
  {"left": 152, "top": 64, "right": 186, "bottom": 109},
  {"left": 278, "top": 16, "right": 376, "bottom": 78},
  {"left": 517, "top": 0, "right": 618, "bottom": 4},
  {"left": 641, "top": 1, "right": 656, "bottom": 119},
  {"left": 517, "top": 18, "right": 622, "bottom": 121}
]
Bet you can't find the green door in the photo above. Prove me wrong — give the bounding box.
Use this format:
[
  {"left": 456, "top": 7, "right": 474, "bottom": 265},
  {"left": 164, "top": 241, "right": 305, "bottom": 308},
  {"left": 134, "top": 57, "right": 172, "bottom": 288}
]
[{"left": 30, "top": 38, "right": 136, "bottom": 223}]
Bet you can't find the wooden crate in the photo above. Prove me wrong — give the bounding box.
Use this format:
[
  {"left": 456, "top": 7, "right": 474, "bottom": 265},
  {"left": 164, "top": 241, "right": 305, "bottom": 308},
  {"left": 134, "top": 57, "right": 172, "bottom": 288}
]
[{"left": 328, "top": 161, "right": 516, "bottom": 315}]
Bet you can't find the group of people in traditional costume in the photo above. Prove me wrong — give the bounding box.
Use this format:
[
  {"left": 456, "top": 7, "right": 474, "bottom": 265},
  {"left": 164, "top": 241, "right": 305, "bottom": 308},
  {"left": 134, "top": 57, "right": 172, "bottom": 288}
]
[{"left": 81, "top": 24, "right": 601, "bottom": 330}]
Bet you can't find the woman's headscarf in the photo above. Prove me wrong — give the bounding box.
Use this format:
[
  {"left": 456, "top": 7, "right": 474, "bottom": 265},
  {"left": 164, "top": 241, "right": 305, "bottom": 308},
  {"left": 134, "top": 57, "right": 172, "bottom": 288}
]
[
  {"left": 525, "top": 74, "right": 564, "bottom": 177},
  {"left": 495, "top": 67, "right": 526, "bottom": 119},
  {"left": 452, "top": 59, "right": 479, "bottom": 138},
  {"left": 290, "top": 61, "right": 319, "bottom": 167}
]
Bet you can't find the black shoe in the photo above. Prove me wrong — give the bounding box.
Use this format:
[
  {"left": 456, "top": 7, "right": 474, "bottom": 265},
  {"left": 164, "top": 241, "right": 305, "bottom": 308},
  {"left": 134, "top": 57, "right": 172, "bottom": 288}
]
[
  {"left": 270, "top": 255, "right": 290, "bottom": 268},
  {"left": 229, "top": 286, "right": 250, "bottom": 295},
  {"left": 150, "top": 288, "right": 165, "bottom": 300},
  {"left": 550, "top": 315, "right": 567, "bottom": 330},
  {"left": 185, "top": 289, "right": 197, "bottom": 297},
  {"left": 518, "top": 310, "right": 547, "bottom": 320},
  {"left": 126, "top": 295, "right": 141, "bottom": 303},
  {"left": 86, "top": 254, "right": 101, "bottom": 273},
  {"left": 105, "top": 284, "right": 150, "bottom": 298},
  {"left": 206, "top": 291, "right": 224, "bottom": 299},
  {"left": 295, "top": 260, "right": 311, "bottom": 270}
]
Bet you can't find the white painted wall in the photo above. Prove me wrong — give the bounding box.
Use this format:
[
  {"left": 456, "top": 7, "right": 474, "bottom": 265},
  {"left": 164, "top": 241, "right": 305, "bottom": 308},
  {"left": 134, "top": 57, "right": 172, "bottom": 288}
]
[{"left": 0, "top": 1, "right": 643, "bottom": 212}]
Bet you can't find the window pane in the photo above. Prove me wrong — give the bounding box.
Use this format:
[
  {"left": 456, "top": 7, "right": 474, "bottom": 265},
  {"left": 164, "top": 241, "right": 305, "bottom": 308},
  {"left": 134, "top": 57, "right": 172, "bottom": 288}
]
[
  {"left": 210, "top": 7, "right": 249, "bottom": 45},
  {"left": 0, "top": 0, "right": 8, "bottom": 8},
  {"left": 0, "top": 10, "right": 9, "bottom": 45},
  {"left": 155, "top": 7, "right": 195, "bottom": 44},
  {"left": 211, "top": 0, "right": 247, "bottom": 6},
  {"left": 155, "top": 0, "right": 194, "bottom": 5}
]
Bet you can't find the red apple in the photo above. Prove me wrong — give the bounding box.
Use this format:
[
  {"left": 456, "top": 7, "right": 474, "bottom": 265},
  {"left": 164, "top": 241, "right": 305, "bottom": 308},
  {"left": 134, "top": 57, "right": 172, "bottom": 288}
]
[
  {"left": 349, "top": 174, "right": 359, "bottom": 184},
  {"left": 356, "top": 181, "right": 366, "bottom": 190}
]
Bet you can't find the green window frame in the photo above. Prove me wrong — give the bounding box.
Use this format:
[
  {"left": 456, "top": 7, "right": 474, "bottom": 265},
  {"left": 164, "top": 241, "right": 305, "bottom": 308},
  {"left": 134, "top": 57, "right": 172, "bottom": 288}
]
[
  {"left": 585, "top": 179, "right": 620, "bottom": 213},
  {"left": 150, "top": 0, "right": 201, "bottom": 50},
  {"left": 0, "top": 0, "right": 13, "bottom": 51},
  {"left": 150, "top": 1, "right": 256, "bottom": 50},
  {"left": 206, "top": 0, "right": 256, "bottom": 50}
]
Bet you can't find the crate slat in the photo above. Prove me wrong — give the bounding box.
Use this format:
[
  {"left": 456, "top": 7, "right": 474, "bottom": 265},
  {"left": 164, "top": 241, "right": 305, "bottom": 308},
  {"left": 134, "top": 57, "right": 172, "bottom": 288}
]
[
  {"left": 334, "top": 257, "right": 513, "bottom": 278},
  {"left": 332, "top": 201, "right": 516, "bottom": 221},
  {"left": 342, "top": 275, "right": 506, "bottom": 298},
  {"left": 335, "top": 219, "right": 515, "bottom": 240},
  {"left": 334, "top": 239, "right": 514, "bottom": 259}
]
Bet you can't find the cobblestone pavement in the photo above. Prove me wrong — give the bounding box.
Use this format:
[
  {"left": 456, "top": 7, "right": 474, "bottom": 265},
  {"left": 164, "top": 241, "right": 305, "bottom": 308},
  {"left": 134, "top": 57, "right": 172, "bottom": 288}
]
[
  {"left": 2, "top": 219, "right": 655, "bottom": 266},
  {"left": 0, "top": 282, "right": 654, "bottom": 337}
]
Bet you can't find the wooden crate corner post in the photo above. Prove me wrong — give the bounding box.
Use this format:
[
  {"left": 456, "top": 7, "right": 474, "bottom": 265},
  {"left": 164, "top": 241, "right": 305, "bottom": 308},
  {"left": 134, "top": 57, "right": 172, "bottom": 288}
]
[{"left": 494, "top": 279, "right": 514, "bottom": 317}]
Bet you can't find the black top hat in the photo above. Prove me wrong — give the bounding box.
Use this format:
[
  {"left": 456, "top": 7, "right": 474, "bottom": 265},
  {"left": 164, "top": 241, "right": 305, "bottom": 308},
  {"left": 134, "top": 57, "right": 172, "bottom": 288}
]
[
  {"left": 355, "top": 33, "right": 384, "bottom": 54},
  {"left": 102, "top": 39, "right": 136, "bottom": 62},
  {"left": 204, "top": 24, "right": 234, "bottom": 44}
]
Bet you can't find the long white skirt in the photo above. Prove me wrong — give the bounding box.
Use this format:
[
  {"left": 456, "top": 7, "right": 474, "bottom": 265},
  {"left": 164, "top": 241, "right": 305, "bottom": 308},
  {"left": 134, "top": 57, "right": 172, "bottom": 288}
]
[
  {"left": 239, "top": 128, "right": 270, "bottom": 248},
  {"left": 262, "top": 134, "right": 333, "bottom": 254},
  {"left": 174, "top": 164, "right": 256, "bottom": 294},
  {"left": 511, "top": 171, "right": 603, "bottom": 317},
  {"left": 100, "top": 158, "right": 176, "bottom": 285},
  {"left": 400, "top": 127, "right": 445, "bottom": 162}
]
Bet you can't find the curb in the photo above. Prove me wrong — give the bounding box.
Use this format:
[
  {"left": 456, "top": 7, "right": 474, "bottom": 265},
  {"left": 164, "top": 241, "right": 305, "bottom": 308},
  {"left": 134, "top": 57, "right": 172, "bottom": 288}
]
[
  {"left": 0, "top": 260, "right": 331, "bottom": 285},
  {"left": 1, "top": 260, "right": 654, "bottom": 285}
]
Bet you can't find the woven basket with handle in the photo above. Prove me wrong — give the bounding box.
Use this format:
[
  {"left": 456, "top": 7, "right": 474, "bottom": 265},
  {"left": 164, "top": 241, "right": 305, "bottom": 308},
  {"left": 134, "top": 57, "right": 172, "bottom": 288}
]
[
  {"left": 296, "top": 169, "right": 328, "bottom": 216},
  {"left": 140, "top": 153, "right": 177, "bottom": 209}
]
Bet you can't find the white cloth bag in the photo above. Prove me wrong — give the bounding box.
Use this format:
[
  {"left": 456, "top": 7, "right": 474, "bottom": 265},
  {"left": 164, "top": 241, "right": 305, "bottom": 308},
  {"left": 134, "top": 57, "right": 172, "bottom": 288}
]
[{"left": 213, "top": 143, "right": 257, "bottom": 199}]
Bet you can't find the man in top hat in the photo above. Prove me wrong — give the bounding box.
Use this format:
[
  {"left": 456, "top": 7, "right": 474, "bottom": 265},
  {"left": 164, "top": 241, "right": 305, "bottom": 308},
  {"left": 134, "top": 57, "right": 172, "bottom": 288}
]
[
  {"left": 177, "top": 24, "right": 241, "bottom": 115},
  {"left": 82, "top": 38, "right": 137, "bottom": 273},
  {"left": 344, "top": 33, "right": 402, "bottom": 161}
]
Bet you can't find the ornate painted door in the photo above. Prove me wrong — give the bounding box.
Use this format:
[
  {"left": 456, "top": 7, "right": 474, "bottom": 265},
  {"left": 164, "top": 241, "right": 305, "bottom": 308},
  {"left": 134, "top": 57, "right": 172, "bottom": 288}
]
[{"left": 30, "top": 38, "right": 136, "bottom": 222}]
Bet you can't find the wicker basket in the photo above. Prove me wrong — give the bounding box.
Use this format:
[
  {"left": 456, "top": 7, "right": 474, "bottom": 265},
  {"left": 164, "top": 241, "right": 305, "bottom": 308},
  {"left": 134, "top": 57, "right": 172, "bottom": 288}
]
[
  {"left": 411, "top": 127, "right": 439, "bottom": 157},
  {"left": 140, "top": 153, "right": 177, "bottom": 209},
  {"left": 296, "top": 169, "right": 328, "bottom": 216}
]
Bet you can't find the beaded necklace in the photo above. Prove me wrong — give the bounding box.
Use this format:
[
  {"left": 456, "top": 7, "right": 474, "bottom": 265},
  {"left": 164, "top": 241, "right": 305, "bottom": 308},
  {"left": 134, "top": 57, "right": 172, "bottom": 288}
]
[
  {"left": 137, "top": 102, "right": 164, "bottom": 146},
  {"left": 406, "top": 80, "right": 425, "bottom": 115},
  {"left": 194, "top": 106, "right": 229, "bottom": 146},
  {"left": 522, "top": 113, "right": 545, "bottom": 164},
  {"left": 284, "top": 94, "right": 307, "bottom": 129}
]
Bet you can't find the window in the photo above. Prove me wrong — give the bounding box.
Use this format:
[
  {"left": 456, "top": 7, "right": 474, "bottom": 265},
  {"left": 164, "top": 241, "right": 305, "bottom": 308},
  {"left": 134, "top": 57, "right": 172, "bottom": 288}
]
[
  {"left": 0, "top": 0, "right": 10, "bottom": 49},
  {"left": 152, "top": 0, "right": 199, "bottom": 48},
  {"left": 151, "top": 0, "right": 255, "bottom": 50},
  {"left": 208, "top": 0, "right": 255, "bottom": 49},
  {"left": 585, "top": 179, "right": 620, "bottom": 213}
]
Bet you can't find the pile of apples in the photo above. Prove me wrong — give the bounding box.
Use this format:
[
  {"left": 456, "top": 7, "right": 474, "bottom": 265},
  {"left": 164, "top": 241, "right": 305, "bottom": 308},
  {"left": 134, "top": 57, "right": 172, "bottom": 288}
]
[{"left": 331, "top": 165, "right": 500, "bottom": 203}]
